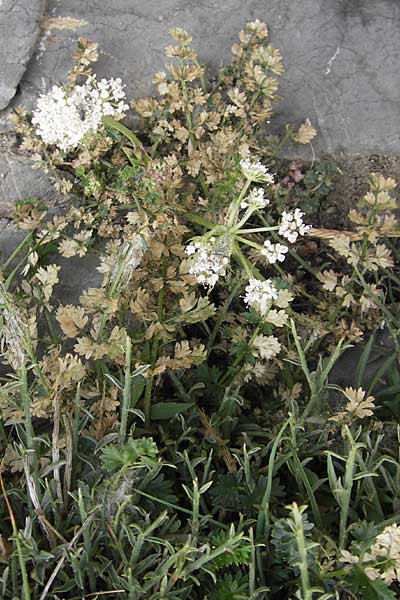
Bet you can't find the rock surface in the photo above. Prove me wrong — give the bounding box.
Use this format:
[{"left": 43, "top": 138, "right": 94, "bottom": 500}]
[
  {"left": 0, "top": 0, "right": 43, "bottom": 110},
  {"left": 0, "top": 153, "right": 64, "bottom": 217},
  {"left": 13, "top": 0, "right": 400, "bottom": 157},
  {"left": 54, "top": 254, "right": 102, "bottom": 305},
  {"left": 0, "top": 0, "right": 400, "bottom": 210},
  {"left": 0, "top": 224, "right": 102, "bottom": 305}
]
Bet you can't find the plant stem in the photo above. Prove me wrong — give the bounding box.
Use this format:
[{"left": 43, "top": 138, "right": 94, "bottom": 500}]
[
  {"left": 102, "top": 116, "right": 150, "bottom": 164},
  {"left": 256, "top": 418, "right": 291, "bottom": 590},
  {"left": 20, "top": 362, "right": 39, "bottom": 484},
  {"left": 290, "top": 503, "right": 313, "bottom": 600},
  {"left": 237, "top": 226, "right": 278, "bottom": 234},
  {"left": 288, "top": 414, "right": 322, "bottom": 529},
  {"left": 2, "top": 231, "right": 34, "bottom": 271},
  {"left": 339, "top": 427, "right": 358, "bottom": 551},
  {"left": 227, "top": 179, "right": 251, "bottom": 227},
  {"left": 184, "top": 211, "right": 215, "bottom": 229},
  {"left": 120, "top": 336, "right": 132, "bottom": 444}
]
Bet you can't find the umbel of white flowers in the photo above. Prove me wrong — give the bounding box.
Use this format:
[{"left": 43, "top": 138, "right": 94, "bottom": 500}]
[
  {"left": 240, "top": 187, "right": 270, "bottom": 209},
  {"left": 243, "top": 278, "right": 278, "bottom": 316},
  {"left": 32, "top": 75, "right": 129, "bottom": 151},
  {"left": 185, "top": 237, "right": 230, "bottom": 287},
  {"left": 279, "top": 208, "right": 310, "bottom": 243},
  {"left": 240, "top": 158, "right": 275, "bottom": 184}
]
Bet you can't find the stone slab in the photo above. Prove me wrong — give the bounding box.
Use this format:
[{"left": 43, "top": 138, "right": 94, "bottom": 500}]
[
  {"left": 329, "top": 327, "right": 396, "bottom": 391},
  {"left": 53, "top": 254, "right": 102, "bottom": 305},
  {"left": 0, "top": 0, "right": 44, "bottom": 110},
  {"left": 0, "top": 223, "right": 102, "bottom": 305},
  {"left": 0, "top": 153, "right": 64, "bottom": 217},
  {"left": 9, "top": 0, "right": 400, "bottom": 157}
]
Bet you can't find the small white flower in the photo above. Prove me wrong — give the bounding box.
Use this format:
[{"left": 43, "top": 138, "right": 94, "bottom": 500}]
[
  {"left": 261, "top": 240, "right": 288, "bottom": 264},
  {"left": 185, "top": 243, "right": 200, "bottom": 256},
  {"left": 243, "top": 277, "right": 278, "bottom": 316},
  {"left": 278, "top": 208, "right": 310, "bottom": 243},
  {"left": 241, "top": 187, "right": 270, "bottom": 209},
  {"left": 240, "top": 159, "right": 275, "bottom": 184},
  {"left": 185, "top": 237, "right": 230, "bottom": 288}
]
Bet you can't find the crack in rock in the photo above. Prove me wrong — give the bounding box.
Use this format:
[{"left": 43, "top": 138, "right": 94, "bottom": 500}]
[{"left": 325, "top": 46, "right": 341, "bottom": 75}]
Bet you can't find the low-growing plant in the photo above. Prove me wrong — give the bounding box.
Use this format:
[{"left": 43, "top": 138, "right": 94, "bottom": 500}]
[{"left": 0, "top": 19, "right": 400, "bottom": 600}]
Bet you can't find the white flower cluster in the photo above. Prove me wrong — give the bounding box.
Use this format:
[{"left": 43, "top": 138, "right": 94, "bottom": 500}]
[
  {"left": 32, "top": 75, "right": 129, "bottom": 151},
  {"left": 261, "top": 240, "right": 288, "bottom": 264},
  {"left": 240, "top": 159, "right": 275, "bottom": 184},
  {"left": 278, "top": 208, "right": 310, "bottom": 243},
  {"left": 185, "top": 237, "right": 230, "bottom": 287},
  {"left": 244, "top": 277, "right": 278, "bottom": 316},
  {"left": 240, "top": 187, "right": 270, "bottom": 209},
  {"left": 252, "top": 334, "right": 281, "bottom": 360},
  {"left": 342, "top": 524, "right": 400, "bottom": 585}
]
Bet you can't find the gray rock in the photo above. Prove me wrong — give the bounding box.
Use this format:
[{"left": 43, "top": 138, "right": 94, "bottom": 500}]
[
  {"left": 0, "top": 222, "right": 102, "bottom": 305},
  {"left": 0, "top": 221, "right": 25, "bottom": 264},
  {"left": 0, "top": 0, "right": 44, "bottom": 110},
  {"left": 0, "top": 153, "right": 65, "bottom": 216},
  {"left": 53, "top": 254, "right": 102, "bottom": 305},
  {"left": 329, "top": 327, "right": 397, "bottom": 391},
  {"left": 0, "top": 0, "right": 398, "bottom": 220},
  {"left": 10, "top": 0, "right": 400, "bottom": 157}
]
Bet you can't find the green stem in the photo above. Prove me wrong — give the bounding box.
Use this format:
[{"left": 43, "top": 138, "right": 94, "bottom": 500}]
[
  {"left": 233, "top": 206, "right": 256, "bottom": 231},
  {"left": 256, "top": 418, "right": 291, "bottom": 586},
  {"left": 227, "top": 179, "right": 251, "bottom": 227},
  {"left": 184, "top": 212, "right": 215, "bottom": 230},
  {"left": 232, "top": 244, "right": 261, "bottom": 279},
  {"left": 237, "top": 226, "right": 278, "bottom": 234},
  {"left": 2, "top": 231, "right": 34, "bottom": 271},
  {"left": 191, "top": 478, "right": 200, "bottom": 545},
  {"left": 71, "top": 382, "right": 81, "bottom": 490},
  {"left": 119, "top": 336, "right": 132, "bottom": 444},
  {"left": 20, "top": 361, "right": 39, "bottom": 490},
  {"left": 288, "top": 415, "right": 322, "bottom": 529},
  {"left": 235, "top": 235, "right": 263, "bottom": 251},
  {"left": 290, "top": 503, "right": 313, "bottom": 600},
  {"left": 1, "top": 476, "right": 31, "bottom": 600},
  {"left": 339, "top": 428, "right": 358, "bottom": 551},
  {"left": 131, "top": 486, "right": 228, "bottom": 530},
  {"left": 102, "top": 116, "right": 150, "bottom": 164},
  {"left": 144, "top": 257, "right": 166, "bottom": 424}
]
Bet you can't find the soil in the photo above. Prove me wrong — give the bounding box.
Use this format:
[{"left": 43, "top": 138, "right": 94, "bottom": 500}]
[{"left": 322, "top": 153, "right": 400, "bottom": 229}]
